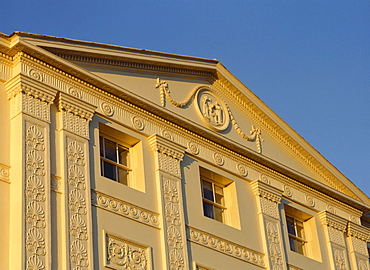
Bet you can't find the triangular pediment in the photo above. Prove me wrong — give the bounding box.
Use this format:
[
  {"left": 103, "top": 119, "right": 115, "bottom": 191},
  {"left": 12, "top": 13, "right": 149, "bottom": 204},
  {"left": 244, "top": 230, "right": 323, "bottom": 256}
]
[{"left": 3, "top": 32, "right": 368, "bottom": 206}]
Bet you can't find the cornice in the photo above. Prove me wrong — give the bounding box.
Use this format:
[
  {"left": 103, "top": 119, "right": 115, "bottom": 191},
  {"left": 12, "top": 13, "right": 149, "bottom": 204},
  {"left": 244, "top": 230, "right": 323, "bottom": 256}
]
[
  {"left": 250, "top": 180, "right": 283, "bottom": 204},
  {"left": 58, "top": 92, "right": 96, "bottom": 121}
]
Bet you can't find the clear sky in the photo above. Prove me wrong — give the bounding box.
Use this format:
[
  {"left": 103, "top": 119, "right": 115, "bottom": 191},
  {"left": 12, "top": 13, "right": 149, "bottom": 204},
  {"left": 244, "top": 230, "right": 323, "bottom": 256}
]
[{"left": 1, "top": 1, "right": 369, "bottom": 196}]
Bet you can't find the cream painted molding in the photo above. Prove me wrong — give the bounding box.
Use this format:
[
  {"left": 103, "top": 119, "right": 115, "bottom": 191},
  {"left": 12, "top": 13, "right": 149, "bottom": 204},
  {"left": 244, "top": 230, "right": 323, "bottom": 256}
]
[
  {"left": 288, "top": 265, "right": 303, "bottom": 270},
  {"left": 154, "top": 78, "right": 264, "bottom": 153},
  {"left": 91, "top": 190, "right": 160, "bottom": 229},
  {"left": 0, "top": 52, "right": 12, "bottom": 82},
  {"left": 0, "top": 163, "right": 10, "bottom": 183},
  {"left": 9, "top": 52, "right": 361, "bottom": 217},
  {"left": 105, "top": 232, "right": 151, "bottom": 270},
  {"left": 187, "top": 226, "right": 265, "bottom": 268}
]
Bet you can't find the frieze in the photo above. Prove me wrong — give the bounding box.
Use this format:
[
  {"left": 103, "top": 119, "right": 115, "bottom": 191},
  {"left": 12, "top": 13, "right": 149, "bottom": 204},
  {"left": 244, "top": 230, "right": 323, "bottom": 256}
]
[
  {"left": 187, "top": 226, "right": 265, "bottom": 268},
  {"left": 91, "top": 190, "right": 160, "bottom": 228},
  {"left": 105, "top": 233, "right": 151, "bottom": 270}
]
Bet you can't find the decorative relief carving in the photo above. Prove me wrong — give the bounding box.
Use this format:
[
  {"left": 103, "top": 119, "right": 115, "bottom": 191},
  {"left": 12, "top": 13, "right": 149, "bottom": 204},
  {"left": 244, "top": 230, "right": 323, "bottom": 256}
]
[
  {"left": 347, "top": 222, "right": 370, "bottom": 256},
  {"left": 25, "top": 124, "right": 47, "bottom": 269},
  {"left": 350, "top": 215, "right": 360, "bottom": 224},
  {"left": 212, "top": 152, "right": 224, "bottom": 166},
  {"left": 68, "top": 87, "right": 82, "bottom": 99},
  {"left": 101, "top": 101, "right": 114, "bottom": 117},
  {"left": 106, "top": 233, "right": 151, "bottom": 270},
  {"left": 283, "top": 185, "right": 293, "bottom": 197},
  {"left": 29, "top": 69, "right": 44, "bottom": 82},
  {"left": 67, "top": 139, "right": 89, "bottom": 270},
  {"left": 92, "top": 191, "right": 160, "bottom": 228},
  {"left": 251, "top": 181, "right": 282, "bottom": 220},
  {"left": 162, "top": 130, "right": 174, "bottom": 141},
  {"left": 195, "top": 89, "right": 230, "bottom": 131},
  {"left": 187, "top": 141, "right": 199, "bottom": 155},
  {"left": 0, "top": 163, "right": 10, "bottom": 183},
  {"left": 58, "top": 92, "right": 95, "bottom": 139},
  {"left": 358, "top": 259, "right": 369, "bottom": 270},
  {"left": 265, "top": 221, "right": 283, "bottom": 270},
  {"left": 326, "top": 204, "right": 335, "bottom": 214},
  {"left": 163, "top": 178, "right": 185, "bottom": 270},
  {"left": 149, "top": 135, "right": 185, "bottom": 178},
  {"left": 305, "top": 194, "right": 315, "bottom": 207},
  {"left": 259, "top": 173, "right": 270, "bottom": 184},
  {"left": 334, "top": 249, "right": 347, "bottom": 270},
  {"left": 319, "top": 212, "right": 347, "bottom": 248},
  {"left": 187, "top": 227, "right": 265, "bottom": 268},
  {"left": 260, "top": 197, "right": 280, "bottom": 219},
  {"left": 132, "top": 115, "right": 145, "bottom": 131},
  {"left": 236, "top": 163, "right": 248, "bottom": 177},
  {"left": 154, "top": 80, "right": 264, "bottom": 153},
  {"left": 328, "top": 227, "right": 346, "bottom": 247}
]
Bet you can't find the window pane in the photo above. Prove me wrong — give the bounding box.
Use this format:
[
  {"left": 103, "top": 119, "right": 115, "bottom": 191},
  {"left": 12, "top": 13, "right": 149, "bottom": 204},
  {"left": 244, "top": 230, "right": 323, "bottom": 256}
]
[
  {"left": 214, "top": 206, "right": 223, "bottom": 222},
  {"left": 202, "top": 180, "right": 214, "bottom": 202},
  {"left": 118, "top": 167, "right": 129, "bottom": 186},
  {"left": 289, "top": 236, "right": 296, "bottom": 252},
  {"left": 203, "top": 202, "right": 214, "bottom": 219},
  {"left": 295, "top": 239, "right": 305, "bottom": 255},
  {"left": 104, "top": 139, "right": 117, "bottom": 162},
  {"left": 103, "top": 161, "right": 117, "bottom": 181},
  {"left": 214, "top": 185, "right": 224, "bottom": 205},
  {"left": 100, "top": 136, "right": 104, "bottom": 157},
  {"left": 118, "top": 145, "right": 129, "bottom": 166},
  {"left": 286, "top": 216, "right": 296, "bottom": 236}
]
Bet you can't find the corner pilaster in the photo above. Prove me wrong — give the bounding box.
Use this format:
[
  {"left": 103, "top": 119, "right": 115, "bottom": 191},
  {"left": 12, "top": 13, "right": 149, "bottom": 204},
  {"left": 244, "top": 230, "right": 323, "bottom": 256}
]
[
  {"left": 346, "top": 222, "right": 370, "bottom": 270},
  {"left": 5, "top": 74, "right": 58, "bottom": 270},
  {"left": 319, "top": 211, "right": 350, "bottom": 270},
  {"left": 251, "top": 180, "right": 287, "bottom": 270},
  {"left": 57, "top": 92, "right": 96, "bottom": 270},
  {"left": 149, "top": 134, "right": 189, "bottom": 270}
]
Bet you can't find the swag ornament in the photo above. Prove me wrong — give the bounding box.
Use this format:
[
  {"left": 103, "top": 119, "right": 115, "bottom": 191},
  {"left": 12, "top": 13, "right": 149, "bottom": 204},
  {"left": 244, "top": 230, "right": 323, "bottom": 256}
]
[{"left": 154, "top": 78, "right": 264, "bottom": 153}]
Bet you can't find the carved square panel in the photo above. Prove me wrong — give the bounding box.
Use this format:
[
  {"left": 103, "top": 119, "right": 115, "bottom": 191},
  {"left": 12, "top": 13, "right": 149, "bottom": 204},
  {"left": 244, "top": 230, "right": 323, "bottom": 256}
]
[{"left": 105, "top": 232, "right": 151, "bottom": 270}]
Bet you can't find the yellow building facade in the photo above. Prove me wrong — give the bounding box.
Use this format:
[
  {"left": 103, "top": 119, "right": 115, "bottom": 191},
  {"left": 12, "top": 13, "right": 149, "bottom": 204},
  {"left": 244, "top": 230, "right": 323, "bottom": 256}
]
[{"left": 0, "top": 32, "right": 369, "bottom": 270}]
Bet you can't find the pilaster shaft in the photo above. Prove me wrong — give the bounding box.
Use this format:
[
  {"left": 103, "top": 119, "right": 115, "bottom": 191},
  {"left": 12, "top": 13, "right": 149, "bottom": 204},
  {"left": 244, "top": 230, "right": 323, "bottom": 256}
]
[
  {"left": 149, "top": 134, "right": 189, "bottom": 270},
  {"left": 346, "top": 222, "right": 370, "bottom": 270},
  {"left": 251, "top": 180, "right": 287, "bottom": 270},
  {"left": 57, "top": 92, "right": 96, "bottom": 270},
  {"left": 319, "top": 211, "right": 350, "bottom": 270},
  {"left": 5, "top": 74, "right": 58, "bottom": 270}
]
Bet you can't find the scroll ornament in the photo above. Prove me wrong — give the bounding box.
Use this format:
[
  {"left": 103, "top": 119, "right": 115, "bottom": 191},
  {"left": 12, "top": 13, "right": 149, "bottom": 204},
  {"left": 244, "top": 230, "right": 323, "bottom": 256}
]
[{"left": 154, "top": 78, "right": 264, "bottom": 153}]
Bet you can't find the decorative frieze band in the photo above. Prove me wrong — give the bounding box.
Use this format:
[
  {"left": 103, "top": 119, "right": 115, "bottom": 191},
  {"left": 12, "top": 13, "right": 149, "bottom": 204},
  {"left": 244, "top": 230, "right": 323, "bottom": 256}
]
[
  {"left": 319, "top": 211, "right": 347, "bottom": 247},
  {"left": 91, "top": 190, "right": 160, "bottom": 228},
  {"left": 187, "top": 226, "right": 265, "bottom": 268},
  {"left": 105, "top": 232, "right": 151, "bottom": 270}
]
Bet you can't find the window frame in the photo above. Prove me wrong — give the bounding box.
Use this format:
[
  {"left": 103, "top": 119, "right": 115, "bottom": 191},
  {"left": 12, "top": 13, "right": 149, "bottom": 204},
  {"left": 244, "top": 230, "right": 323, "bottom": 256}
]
[
  {"left": 286, "top": 214, "right": 308, "bottom": 256},
  {"left": 201, "top": 176, "right": 227, "bottom": 223},
  {"left": 99, "top": 135, "right": 132, "bottom": 186}
]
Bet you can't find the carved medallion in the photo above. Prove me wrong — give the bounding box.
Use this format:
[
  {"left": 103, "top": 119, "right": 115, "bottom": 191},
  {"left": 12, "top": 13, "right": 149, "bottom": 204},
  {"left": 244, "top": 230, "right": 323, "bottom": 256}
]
[
  {"left": 195, "top": 89, "right": 230, "bottom": 131},
  {"left": 236, "top": 164, "right": 248, "bottom": 177},
  {"left": 101, "top": 102, "right": 114, "bottom": 117},
  {"left": 187, "top": 141, "right": 199, "bottom": 155}
]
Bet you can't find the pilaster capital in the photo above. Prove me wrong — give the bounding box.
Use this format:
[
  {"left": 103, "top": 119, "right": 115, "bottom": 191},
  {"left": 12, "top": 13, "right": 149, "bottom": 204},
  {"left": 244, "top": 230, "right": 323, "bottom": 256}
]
[
  {"left": 148, "top": 134, "right": 186, "bottom": 178},
  {"left": 5, "top": 74, "right": 57, "bottom": 104},
  {"left": 250, "top": 180, "right": 283, "bottom": 203},
  {"left": 57, "top": 92, "right": 96, "bottom": 139},
  {"left": 347, "top": 222, "right": 370, "bottom": 242},
  {"left": 148, "top": 134, "right": 186, "bottom": 161},
  {"left": 318, "top": 211, "right": 348, "bottom": 232},
  {"left": 58, "top": 92, "right": 96, "bottom": 121}
]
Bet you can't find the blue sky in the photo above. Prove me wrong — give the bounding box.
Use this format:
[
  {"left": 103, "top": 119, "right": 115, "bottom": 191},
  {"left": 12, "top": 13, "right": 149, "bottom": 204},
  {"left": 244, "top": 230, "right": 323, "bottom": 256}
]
[{"left": 1, "top": 1, "right": 369, "bottom": 196}]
